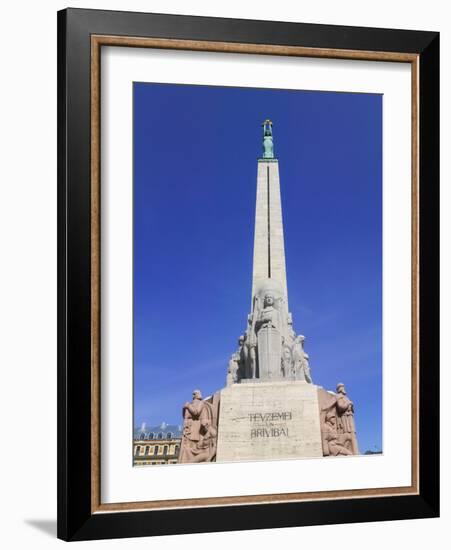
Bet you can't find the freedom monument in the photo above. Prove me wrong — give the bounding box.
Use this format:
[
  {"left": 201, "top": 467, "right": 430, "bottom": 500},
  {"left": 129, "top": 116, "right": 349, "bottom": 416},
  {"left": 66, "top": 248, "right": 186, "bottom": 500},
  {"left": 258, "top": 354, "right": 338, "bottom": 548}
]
[{"left": 179, "top": 120, "right": 359, "bottom": 464}]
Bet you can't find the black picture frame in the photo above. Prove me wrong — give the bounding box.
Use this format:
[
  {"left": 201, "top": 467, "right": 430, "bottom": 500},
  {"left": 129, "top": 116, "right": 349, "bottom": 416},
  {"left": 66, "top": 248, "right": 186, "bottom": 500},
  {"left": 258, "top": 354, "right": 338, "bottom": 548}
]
[{"left": 57, "top": 7, "right": 439, "bottom": 542}]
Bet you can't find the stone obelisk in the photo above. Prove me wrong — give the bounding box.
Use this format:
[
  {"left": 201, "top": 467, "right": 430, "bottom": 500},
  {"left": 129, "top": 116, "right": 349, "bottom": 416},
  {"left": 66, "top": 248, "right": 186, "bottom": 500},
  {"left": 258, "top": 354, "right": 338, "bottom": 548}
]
[
  {"left": 179, "top": 121, "right": 360, "bottom": 464},
  {"left": 251, "top": 122, "right": 288, "bottom": 307},
  {"left": 215, "top": 120, "right": 324, "bottom": 462}
]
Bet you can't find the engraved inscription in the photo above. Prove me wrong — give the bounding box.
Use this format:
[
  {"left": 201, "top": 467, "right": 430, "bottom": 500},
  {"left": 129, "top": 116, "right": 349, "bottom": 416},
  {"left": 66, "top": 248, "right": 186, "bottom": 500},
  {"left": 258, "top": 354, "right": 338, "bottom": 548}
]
[
  {"left": 248, "top": 410, "right": 292, "bottom": 438},
  {"left": 249, "top": 412, "right": 292, "bottom": 422},
  {"left": 251, "top": 427, "right": 289, "bottom": 438}
]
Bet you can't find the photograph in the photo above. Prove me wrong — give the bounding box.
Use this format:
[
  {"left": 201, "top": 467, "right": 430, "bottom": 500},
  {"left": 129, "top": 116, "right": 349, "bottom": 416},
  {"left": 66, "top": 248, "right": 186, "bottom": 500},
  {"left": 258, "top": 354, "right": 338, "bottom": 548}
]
[
  {"left": 54, "top": 5, "right": 439, "bottom": 542},
  {"left": 132, "top": 82, "right": 382, "bottom": 467}
]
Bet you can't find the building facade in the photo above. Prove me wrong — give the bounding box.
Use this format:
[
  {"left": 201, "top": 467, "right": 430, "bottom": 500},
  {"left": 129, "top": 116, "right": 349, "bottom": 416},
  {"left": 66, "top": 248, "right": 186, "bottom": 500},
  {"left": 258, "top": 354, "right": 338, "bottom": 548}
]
[{"left": 133, "top": 422, "right": 182, "bottom": 466}]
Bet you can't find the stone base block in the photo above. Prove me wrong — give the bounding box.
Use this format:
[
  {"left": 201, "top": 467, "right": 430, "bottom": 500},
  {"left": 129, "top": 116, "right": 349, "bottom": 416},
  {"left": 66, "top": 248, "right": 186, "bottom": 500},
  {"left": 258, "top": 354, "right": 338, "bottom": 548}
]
[{"left": 216, "top": 381, "right": 323, "bottom": 463}]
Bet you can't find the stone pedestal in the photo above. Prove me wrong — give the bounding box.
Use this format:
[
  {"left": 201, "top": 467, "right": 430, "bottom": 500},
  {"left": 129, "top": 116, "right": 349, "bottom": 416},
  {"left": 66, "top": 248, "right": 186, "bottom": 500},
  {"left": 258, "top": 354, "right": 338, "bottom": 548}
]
[{"left": 216, "top": 381, "right": 323, "bottom": 463}]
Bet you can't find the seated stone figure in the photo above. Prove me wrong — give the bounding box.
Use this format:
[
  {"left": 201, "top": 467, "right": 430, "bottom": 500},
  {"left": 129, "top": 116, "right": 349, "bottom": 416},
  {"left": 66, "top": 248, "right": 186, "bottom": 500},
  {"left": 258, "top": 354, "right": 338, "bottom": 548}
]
[{"left": 322, "top": 411, "right": 353, "bottom": 456}]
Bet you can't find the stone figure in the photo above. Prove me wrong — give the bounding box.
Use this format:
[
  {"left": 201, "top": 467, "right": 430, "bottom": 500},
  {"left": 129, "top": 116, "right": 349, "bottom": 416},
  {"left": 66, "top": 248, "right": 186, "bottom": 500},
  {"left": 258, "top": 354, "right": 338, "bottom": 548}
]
[
  {"left": 335, "top": 383, "right": 359, "bottom": 454},
  {"left": 255, "top": 293, "right": 282, "bottom": 333},
  {"left": 226, "top": 353, "right": 240, "bottom": 386},
  {"left": 178, "top": 390, "right": 219, "bottom": 463},
  {"left": 262, "top": 119, "right": 275, "bottom": 159},
  {"left": 285, "top": 318, "right": 296, "bottom": 349},
  {"left": 226, "top": 277, "right": 314, "bottom": 384},
  {"left": 227, "top": 335, "right": 251, "bottom": 385},
  {"left": 244, "top": 331, "right": 257, "bottom": 379},
  {"left": 322, "top": 410, "right": 353, "bottom": 456},
  {"left": 317, "top": 386, "right": 359, "bottom": 457},
  {"left": 292, "top": 335, "right": 313, "bottom": 383},
  {"left": 281, "top": 345, "right": 293, "bottom": 378},
  {"left": 254, "top": 292, "right": 283, "bottom": 379},
  {"left": 237, "top": 336, "right": 247, "bottom": 380}
]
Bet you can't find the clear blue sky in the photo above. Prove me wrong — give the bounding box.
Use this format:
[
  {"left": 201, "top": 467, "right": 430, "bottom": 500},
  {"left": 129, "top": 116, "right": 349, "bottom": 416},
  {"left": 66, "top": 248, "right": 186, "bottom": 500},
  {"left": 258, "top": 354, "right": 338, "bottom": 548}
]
[{"left": 133, "top": 82, "right": 382, "bottom": 454}]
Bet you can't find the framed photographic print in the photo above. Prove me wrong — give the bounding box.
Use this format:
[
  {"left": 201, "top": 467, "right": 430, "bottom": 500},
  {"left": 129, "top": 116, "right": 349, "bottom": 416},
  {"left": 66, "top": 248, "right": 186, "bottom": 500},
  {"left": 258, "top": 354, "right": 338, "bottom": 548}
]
[{"left": 57, "top": 8, "right": 439, "bottom": 541}]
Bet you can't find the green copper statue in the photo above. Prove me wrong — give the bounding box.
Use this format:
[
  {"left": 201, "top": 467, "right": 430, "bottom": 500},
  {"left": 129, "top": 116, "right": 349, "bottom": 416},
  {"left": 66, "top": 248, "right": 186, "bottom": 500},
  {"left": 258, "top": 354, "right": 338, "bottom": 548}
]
[{"left": 262, "top": 119, "right": 275, "bottom": 159}]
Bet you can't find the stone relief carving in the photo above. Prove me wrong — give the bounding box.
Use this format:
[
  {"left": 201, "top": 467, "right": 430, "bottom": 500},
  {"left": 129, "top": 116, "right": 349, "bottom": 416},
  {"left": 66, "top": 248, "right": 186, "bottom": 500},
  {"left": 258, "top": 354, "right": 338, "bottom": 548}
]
[
  {"left": 318, "top": 385, "right": 359, "bottom": 456},
  {"left": 322, "top": 410, "right": 353, "bottom": 456},
  {"left": 225, "top": 278, "right": 313, "bottom": 384},
  {"left": 178, "top": 390, "right": 220, "bottom": 463}
]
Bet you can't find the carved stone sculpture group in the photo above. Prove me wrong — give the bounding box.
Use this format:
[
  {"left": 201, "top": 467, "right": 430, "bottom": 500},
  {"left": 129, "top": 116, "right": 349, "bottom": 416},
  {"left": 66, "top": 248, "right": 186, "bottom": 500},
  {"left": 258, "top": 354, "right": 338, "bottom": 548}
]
[
  {"left": 226, "top": 278, "right": 312, "bottom": 385},
  {"left": 179, "top": 279, "right": 359, "bottom": 464},
  {"left": 174, "top": 124, "right": 363, "bottom": 466},
  {"left": 179, "top": 382, "right": 359, "bottom": 463}
]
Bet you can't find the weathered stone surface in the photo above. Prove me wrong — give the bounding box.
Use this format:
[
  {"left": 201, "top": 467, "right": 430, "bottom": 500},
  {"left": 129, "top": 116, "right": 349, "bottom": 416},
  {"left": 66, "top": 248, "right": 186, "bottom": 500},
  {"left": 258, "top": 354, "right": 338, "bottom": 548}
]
[
  {"left": 257, "top": 327, "right": 282, "bottom": 380},
  {"left": 216, "top": 381, "right": 323, "bottom": 462},
  {"left": 214, "top": 123, "right": 359, "bottom": 463},
  {"left": 178, "top": 390, "right": 220, "bottom": 463},
  {"left": 251, "top": 160, "right": 288, "bottom": 303},
  {"left": 318, "top": 385, "right": 360, "bottom": 456},
  {"left": 226, "top": 152, "right": 313, "bottom": 386},
  {"left": 226, "top": 276, "right": 312, "bottom": 385}
]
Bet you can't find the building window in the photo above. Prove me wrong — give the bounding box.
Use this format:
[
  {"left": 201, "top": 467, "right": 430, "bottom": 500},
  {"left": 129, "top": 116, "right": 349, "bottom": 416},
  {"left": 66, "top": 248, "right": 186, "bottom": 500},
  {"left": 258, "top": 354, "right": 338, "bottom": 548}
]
[
  {"left": 149, "top": 433, "right": 154, "bottom": 440},
  {"left": 145, "top": 446, "right": 150, "bottom": 455},
  {"left": 135, "top": 445, "right": 141, "bottom": 456},
  {"left": 163, "top": 445, "right": 169, "bottom": 454},
  {"left": 174, "top": 444, "right": 179, "bottom": 454},
  {"left": 158, "top": 432, "right": 163, "bottom": 439},
  {"left": 167, "top": 432, "right": 172, "bottom": 439},
  {"left": 154, "top": 446, "right": 159, "bottom": 455}
]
